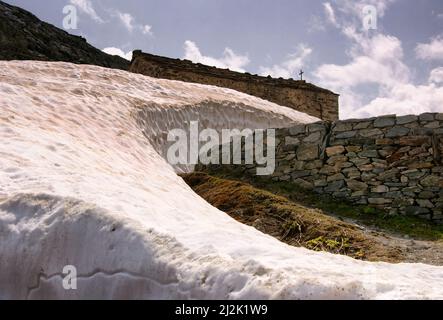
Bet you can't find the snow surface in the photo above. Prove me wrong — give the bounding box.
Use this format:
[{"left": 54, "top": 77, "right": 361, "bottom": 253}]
[{"left": 0, "top": 61, "right": 442, "bottom": 299}]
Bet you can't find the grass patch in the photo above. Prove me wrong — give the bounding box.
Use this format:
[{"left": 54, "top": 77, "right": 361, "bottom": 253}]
[
  {"left": 305, "top": 236, "right": 364, "bottom": 257},
  {"left": 181, "top": 172, "right": 407, "bottom": 262},
  {"left": 197, "top": 168, "right": 443, "bottom": 241}
]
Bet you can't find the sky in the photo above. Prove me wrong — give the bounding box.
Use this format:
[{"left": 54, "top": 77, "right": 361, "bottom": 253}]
[{"left": 5, "top": 0, "right": 443, "bottom": 119}]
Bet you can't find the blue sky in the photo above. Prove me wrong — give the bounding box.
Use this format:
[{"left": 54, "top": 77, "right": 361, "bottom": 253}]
[{"left": 6, "top": 0, "right": 443, "bottom": 119}]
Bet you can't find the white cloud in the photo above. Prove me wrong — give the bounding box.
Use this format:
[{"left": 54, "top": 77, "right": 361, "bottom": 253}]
[
  {"left": 430, "top": 67, "right": 443, "bottom": 84},
  {"left": 117, "top": 12, "right": 135, "bottom": 32},
  {"left": 142, "top": 25, "right": 153, "bottom": 36},
  {"left": 102, "top": 47, "right": 133, "bottom": 61},
  {"left": 183, "top": 40, "right": 250, "bottom": 72},
  {"left": 311, "top": 1, "right": 395, "bottom": 34},
  {"left": 416, "top": 36, "right": 443, "bottom": 60},
  {"left": 312, "top": 2, "right": 443, "bottom": 118},
  {"left": 323, "top": 2, "right": 339, "bottom": 27},
  {"left": 314, "top": 32, "right": 443, "bottom": 118},
  {"left": 318, "top": 0, "right": 397, "bottom": 35},
  {"left": 111, "top": 10, "right": 153, "bottom": 35},
  {"left": 350, "top": 83, "right": 443, "bottom": 118},
  {"left": 259, "top": 45, "right": 312, "bottom": 79},
  {"left": 315, "top": 33, "right": 409, "bottom": 89},
  {"left": 70, "top": 0, "right": 103, "bottom": 23},
  {"left": 307, "top": 15, "right": 326, "bottom": 33},
  {"left": 307, "top": 2, "right": 340, "bottom": 33}
]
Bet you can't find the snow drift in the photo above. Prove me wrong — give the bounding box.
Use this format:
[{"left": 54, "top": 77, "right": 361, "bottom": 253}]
[{"left": 0, "top": 61, "right": 442, "bottom": 299}]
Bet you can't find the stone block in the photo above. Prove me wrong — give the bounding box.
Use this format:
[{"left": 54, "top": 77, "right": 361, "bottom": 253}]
[
  {"left": 374, "top": 116, "right": 396, "bottom": 127},
  {"left": 372, "top": 185, "right": 389, "bottom": 193},
  {"left": 325, "top": 145, "right": 345, "bottom": 157},
  {"left": 303, "top": 131, "right": 322, "bottom": 143},
  {"left": 351, "top": 190, "right": 368, "bottom": 197},
  {"left": 385, "top": 126, "right": 410, "bottom": 138},
  {"left": 405, "top": 206, "right": 430, "bottom": 215},
  {"left": 359, "top": 128, "right": 383, "bottom": 137},
  {"left": 377, "top": 168, "right": 399, "bottom": 181},
  {"left": 314, "top": 179, "right": 328, "bottom": 187},
  {"left": 416, "top": 199, "right": 434, "bottom": 208},
  {"left": 411, "top": 128, "right": 434, "bottom": 136},
  {"left": 324, "top": 180, "right": 345, "bottom": 192},
  {"left": 304, "top": 159, "right": 323, "bottom": 170},
  {"left": 335, "top": 131, "right": 357, "bottom": 139},
  {"left": 346, "top": 179, "right": 368, "bottom": 191},
  {"left": 334, "top": 121, "right": 354, "bottom": 132},
  {"left": 396, "top": 115, "right": 418, "bottom": 124},
  {"left": 424, "top": 121, "right": 439, "bottom": 128},
  {"left": 397, "top": 136, "right": 431, "bottom": 146},
  {"left": 402, "top": 169, "right": 426, "bottom": 180},
  {"left": 291, "top": 170, "right": 311, "bottom": 179},
  {"left": 320, "top": 165, "right": 340, "bottom": 175},
  {"left": 361, "top": 172, "right": 377, "bottom": 182},
  {"left": 368, "top": 198, "right": 393, "bottom": 205},
  {"left": 358, "top": 164, "right": 374, "bottom": 172},
  {"left": 343, "top": 168, "right": 361, "bottom": 178},
  {"left": 297, "top": 145, "right": 318, "bottom": 161},
  {"left": 289, "top": 125, "right": 305, "bottom": 135},
  {"left": 419, "top": 191, "right": 435, "bottom": 199},
  {"left": 327, "top": 155, "right": 348, "bottom": 165},
  {"left": 285, "top": 136, "right": 300, "bottom": 146},
  {"left": 307, "top": 122, "right": 326, "bottom": 133},
  {"left": 353, "top": 121, "right": 372, "bottom": 130},
  {"left": 420, "top": 175, "right": 443, "bottom": 188},
  {"left": 375, "top": 138, "right": 394, "bottom": 145},
  {"left": 327, "top": 173, "right": 345, "bottom": 182},
  {"left": 385, "top": 191, "right": 403, "bottom": 198},
  {"left": 358, "top": 150, "right": 378, "bottom": 158},
  {"left": 419, "top": 113, "right": 436, "bottom": 121},
  {"left": 350, "top": 157, "right": 370, "bottom": 166},
  {"left": 293, "top": 178, "right": 314, "bottom": 190},
  {"left": 346, "top": 146, "right": 362, "bottom": 153}
]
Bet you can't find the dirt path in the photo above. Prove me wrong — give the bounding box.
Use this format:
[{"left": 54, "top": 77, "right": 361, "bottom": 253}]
[{"left": 347, "top": 219, "right": 443, "bottom": 265}]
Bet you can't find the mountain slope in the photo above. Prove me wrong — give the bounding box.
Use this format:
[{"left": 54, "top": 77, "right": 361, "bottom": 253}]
[{"left": 0, "top": 1, "right": 128, "bottom": 69}]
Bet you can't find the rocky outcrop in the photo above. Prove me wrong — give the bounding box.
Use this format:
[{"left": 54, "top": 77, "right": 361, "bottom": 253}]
[{"left": 0, "top": 1, "right": 128, "bottom": 70}]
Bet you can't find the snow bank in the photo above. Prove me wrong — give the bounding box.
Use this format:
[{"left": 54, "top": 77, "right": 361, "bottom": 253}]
[{"left": 0, "top": 61, "right": 442, "bottom": 299}]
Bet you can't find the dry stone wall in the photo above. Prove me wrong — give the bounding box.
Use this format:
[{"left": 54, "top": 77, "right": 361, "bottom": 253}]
[{"left": 201, "top": 113, "right": 443, "bottom": 222}]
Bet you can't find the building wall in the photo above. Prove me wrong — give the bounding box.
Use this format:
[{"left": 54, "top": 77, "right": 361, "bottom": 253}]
[
  {"left": 200, "top": 113, "right": 443, "bottom": 222},
  {"left": 129, "top": 50, "right": 339, "bottom": 121}
]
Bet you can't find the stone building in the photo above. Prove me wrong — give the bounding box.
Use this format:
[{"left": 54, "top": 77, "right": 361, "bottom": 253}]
[{"left": 129, "top": 50, "right": 339, "bottom": 121}]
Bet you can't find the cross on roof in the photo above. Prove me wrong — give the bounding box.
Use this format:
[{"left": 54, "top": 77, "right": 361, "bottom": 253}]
[{"left": 299, "top": 69, "right": 304, "bottom": 81}]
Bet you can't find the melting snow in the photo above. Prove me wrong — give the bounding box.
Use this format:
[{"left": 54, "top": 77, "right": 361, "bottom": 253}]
[{"left": 0, "top": 61, "right": 442, "bottom": 299}]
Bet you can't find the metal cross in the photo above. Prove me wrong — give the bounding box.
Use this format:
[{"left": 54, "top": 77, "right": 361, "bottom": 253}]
[{"left": 299, "top": 69, "right": 304, "bottom": 81}]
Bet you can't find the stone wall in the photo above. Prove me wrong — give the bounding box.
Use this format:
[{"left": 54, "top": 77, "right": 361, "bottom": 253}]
[
  {"left": 201, "top": 113, "right": 443, "bottom": 222},
  {"left": 129, "top": 50, "right": 339, "bottom": 121}
]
